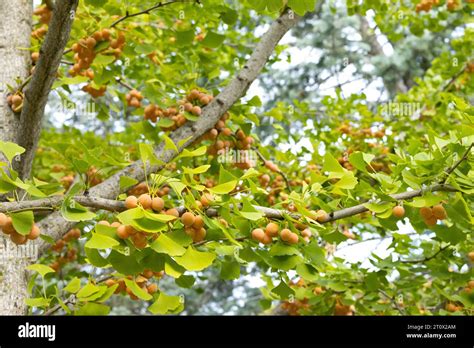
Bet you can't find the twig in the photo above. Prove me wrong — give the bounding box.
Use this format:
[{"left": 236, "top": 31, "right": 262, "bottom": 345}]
[
  {"left": 378, "top": 289, "right": 406, "bottom": 315},
  {"left": 110, "top": 0, "right": 200, "bottom": 28},
  {"left": 441, "top": 142, "right": 474, "bottom": 184},
  {"left": 400, "top": 245, "right": 450, "bottom": 264},
  {"left": 43, "top": 274, "right": 113, "bottom": 316},
  {"left": 115, "top": 77, "right": 134, "bottom": 91},
  {"left": 252, "top": 147, "right": 291, "bottom": 190}
]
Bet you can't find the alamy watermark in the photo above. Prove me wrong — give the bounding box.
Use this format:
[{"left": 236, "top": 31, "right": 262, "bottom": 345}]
[
  {"left": 0, "top": 243, "right": 38, "bottom": 262},
  {"left": 59, "top": 100, "right": 96, "bottom": 117},
  {"left": 217, "top": 148, "right": 258, "bottom": 166},
  {"left": 381, "top": 101, "right": 422, "bottom": 117}
]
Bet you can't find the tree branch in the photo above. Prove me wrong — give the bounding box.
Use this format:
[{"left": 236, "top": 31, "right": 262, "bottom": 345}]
[
  {"left": 110, "top": 0, "right": 200, "bottom": 28},
  {"left": 1, "top": 182, "right": 454, "bottom": 255},
  {"left": 34, "top": 9, "right": 301, "bottom": 256},
  {"left": 400, "top": 245, "right": 451, "bottom": 264},
  {"left": 15, "top": 0, "right": 79, "bottom": 179},
  {"left": 441, "top": 142, "right": 473, "bottom": 184}
]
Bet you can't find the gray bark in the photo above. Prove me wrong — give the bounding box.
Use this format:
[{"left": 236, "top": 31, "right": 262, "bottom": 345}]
[
  {"left": 0, "top": 0, "right": 33, "bottom": 315},
  {"left": 15, "top": 0, "right": 79, "bottom": 179}
]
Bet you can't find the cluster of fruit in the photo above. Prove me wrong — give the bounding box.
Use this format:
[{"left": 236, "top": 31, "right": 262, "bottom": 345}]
[
  {"left": 419, "top": 204, "right": 447, "bottom": 226},
  {"left": 6, "top": 94, "right": 24, "bottom": 113},
  {"left": 415, "top": 0, "right": 439, "bottom": 12},
  {"left": 143, "top": 89, "right": 212, "bottom": 132},
  {"left": 31, "top": 5, "right": 51, "bottom": 40},
  {"left": 49, "top": 228, "right": 81, "bottom": 272},
  {"left": 33, "top": 5, "right": 52, "bottom": 25},
  {"left": 121, "top": 193, "right": 208, "bottom": 245},
  {"left": 251, "top": 221, "right": 314, "bottom": 245},
  {"left": 126, "top": 89, "right": 144, "bottom": 108},
  {"left": 0, "top": 213, "right": 40, "bottom": 245},
  {"left": 125, "top": 89, "right": 143, "bottom": 108},
  {"left": 60, "top": 174, "right": 75, "bottom": 189},
  {"left": 105, "top": 270, "right": 164, "bottom": 300}
]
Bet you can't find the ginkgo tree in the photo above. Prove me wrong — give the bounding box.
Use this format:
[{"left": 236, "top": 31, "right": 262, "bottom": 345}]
[{"left": 0, "top": 0, "right": 472, "bottom": 316}]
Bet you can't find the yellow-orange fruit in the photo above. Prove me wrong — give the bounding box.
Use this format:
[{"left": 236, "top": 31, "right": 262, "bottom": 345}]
[
  {"left": 301, "top": 228, "right": 312, "bottom": 238},
  {"left": 334, "top": 303, "right": 352, "bottom": 316},
  {"left": 124, "top": 225, "right": 137, "bottom": 235},
  {"left": 181, "top": 212, "right": 195, "bottom": 227},
  {"left": 432, "top": 204, "right": 447, "bottom": 220},
  {"left": 27, "top": 225, "right": 40, "bottom": 240},
  {"left": 111, "top": 222, "right": 121, "bottom": 228},
  {"left": 424, "top": 215, "right": 437, "bottom": 226},
  {"left": 419, "top": 207, "right": 433, "bottom": 219},
  {"left": 151, "top": 197, "right": 165, "bottom": 212},
  {"left": 104, "top": 279, "right": 116, "bottom": 287},
  {"left": 287, "top": 232, "right": 299, "bottom": 244},
  {"left": 316, "top": 210, "right": 330, "bottom": 223},
  {"left": 184, "top": 227, "right": 196, "bottom": 239},
  {"left": 125, "top": 195, "right": 138, "bottom": 209},
  {"left": 446, "top": 303, "right": 458, "bottom": 312},
  {"left": 2, "top": 217, "right": 15, "bottom": 234},
  {"left": 0, "top": 213, "right": 8, "bottom": 227},
  {"left": 131, "top": 233, "right": 147, "bottom": 249},
  {"left": 192, "top": 215, "right": 204, "bottom": 229},
  {"left": 265, "top": 222, "right": 279, "bottom": 237},
  {"left": 12, "top": 95, "right": 22, "bottom": 106},
  {"left": 10, "top": 232, "right": 27, "bottom": 245},
  {"left": 261, "top": 233, "right": 273, "bottom": 245},
  {"left": 166, "top": 208, "right": 180, "bottom": 218},
  {"left": 468, "top": 251, "right": 474, "bottom": 262},
  {"left": 200, "top": 193, "right": 213, "bottom": 207},
  {"left": 392, "top": 205, "right": 405, "bottom": 218},
  {"left": 98, "top": 220, "right": 110, "bottom": 226},
  {"left": 116, "top": 225, "right": 129, "bottom": 239},
  {"left": 138, "top": 194, "right": 152, "bottom": 209},
  {"left": 147, "top": 283, "right": 158, "bottom": 294},
  {"left": 468, "top": 280, "right": 474, "bottom": 289},
  {"left": 191, "top": 106, "right": 202, "bottom": 116},
  {"left": 142, "top": 269, "right": 154, "bottom": 279},
  {"left": 280, "top": 228, "right": 292, "bottom": 242},
  {"left": 251, "top": 228, "right": 265, "bottom": 242},
  {"left": 194, "top": 227, "right": 206, "bottom": 242}
]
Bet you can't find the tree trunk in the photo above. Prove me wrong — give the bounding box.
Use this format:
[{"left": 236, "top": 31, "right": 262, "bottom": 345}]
[{"left": 0, "top": 0, "right": 33, "bottom": 315}]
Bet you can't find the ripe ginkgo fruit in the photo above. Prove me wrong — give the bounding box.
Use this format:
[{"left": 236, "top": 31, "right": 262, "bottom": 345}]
[
  {"left": 116, "top": 225, "right": 129, "bottom": 239},
  {"left": 151, "top": 197, "right": 165, "bottom": 212},
  {"left": 432, "top": 204, "right": 447, "bottom": 220},
  {"left": 27, "top": 225, "right": 40, "bottom": 240},
  {"left": 280, "top": 228, "right": 292, "bottom": 242},
  {"left": 419, "top": 207, "right": 433, "bottom": 219},
  {"left": 392, "top": 205, "right": 405, "bottom": 218},
  {"left": 166, "top": 208, "right": 180, "bottom": 218},
  {"left": 125, "top": 195, "right": 138, "bottom": 209},
  {"left": 10, "top": 232, "right": 27, "bottom": 245},
  {"left": 0, "top": 212, "right": 8, "bottom": 227},
  {"left": 192, "top": 215, "right": 204, "bottom": 229},
  {"left": 138, "top": 194, "right": 152, "bottom": 209},
  {"left": 252, "top": 228, "right": 265, "bottom": 242},
  {"left": 265, "top": 222, "right": 279, "bottom": 237},
  {"left": 147, "top": 283, "right": 158, "bottom": 294},
  {"left": 181, "top": 212, "right": 196, "bottom": 227}
]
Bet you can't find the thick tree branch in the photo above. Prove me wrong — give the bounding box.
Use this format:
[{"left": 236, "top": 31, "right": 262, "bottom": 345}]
[
  {"left": 15, "top": 0, "right": 79, "bottom": 179},
  {"left": 34, "top": 9, "right": 301, "bottom": 256}
]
